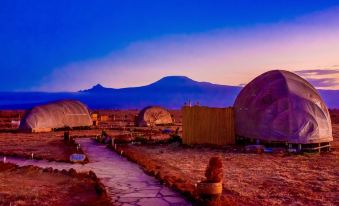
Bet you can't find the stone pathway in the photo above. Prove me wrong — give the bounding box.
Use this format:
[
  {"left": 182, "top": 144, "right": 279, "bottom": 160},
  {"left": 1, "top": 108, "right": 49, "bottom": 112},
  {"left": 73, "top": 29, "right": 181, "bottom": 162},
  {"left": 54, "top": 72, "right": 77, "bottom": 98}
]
[{"left": 2, "top": 138, "right": 191, "bottom": 206}]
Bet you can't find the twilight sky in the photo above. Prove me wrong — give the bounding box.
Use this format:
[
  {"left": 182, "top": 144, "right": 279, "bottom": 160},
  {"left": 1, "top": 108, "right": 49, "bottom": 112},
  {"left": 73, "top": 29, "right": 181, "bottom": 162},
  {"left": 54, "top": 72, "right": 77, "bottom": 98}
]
[{"left": 1, "top": 0, "right": 339, "bottom": 91}]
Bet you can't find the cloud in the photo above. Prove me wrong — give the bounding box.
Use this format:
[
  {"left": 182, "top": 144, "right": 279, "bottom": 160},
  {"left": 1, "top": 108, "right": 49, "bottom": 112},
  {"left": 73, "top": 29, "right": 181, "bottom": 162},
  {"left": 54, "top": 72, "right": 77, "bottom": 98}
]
[
  {"left": 295, "top": 69, "right": 339, "bottom": 76},
  {"left": 305, "top": 78, "right": 339, "bottom": 88},
  {"left": 294, "top": 69, "right": 339, "bottom": 89},
  {"left": 34, "top": 6, "right": 339, "bottom": 91}
]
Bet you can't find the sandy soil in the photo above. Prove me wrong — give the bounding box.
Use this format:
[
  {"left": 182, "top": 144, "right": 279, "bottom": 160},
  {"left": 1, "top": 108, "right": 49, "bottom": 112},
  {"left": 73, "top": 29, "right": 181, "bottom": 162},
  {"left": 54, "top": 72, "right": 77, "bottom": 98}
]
[
  {"left": 119, "top": 123, "right": 339, "bottom": 206},
  {"left": 0, "top": 162, "right": 111, "bottom": 206}
]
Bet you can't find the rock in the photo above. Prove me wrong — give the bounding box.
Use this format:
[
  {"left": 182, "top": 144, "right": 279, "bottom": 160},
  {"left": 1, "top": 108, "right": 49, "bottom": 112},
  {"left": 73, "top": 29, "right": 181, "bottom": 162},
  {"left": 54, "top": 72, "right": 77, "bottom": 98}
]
[
  {"left": 120, "top": 189, "right": 159, "bottom": 198},
  {"left": 61, "top": 169, "right": 68, "bottom": 175},
  {"left": 137, "top": 198, "right": 170, "bottom": 206},
  {"left": 43, "top": 167, "right": 53, "bottom": 173},
  {"left": 88, "top": 170, "right": 97, "bottom": 180},
  {"left": 69, "top": 153, "right": 86, "bottom": 163},
  {"left": 119, "top": 197, "right": 139, "bottom": 203},
  {"left": 164, "top": 196, "right": 188, "bottom": 204},
  {"left": 68, "top": 168, "right": 77, "bottom": 176}
]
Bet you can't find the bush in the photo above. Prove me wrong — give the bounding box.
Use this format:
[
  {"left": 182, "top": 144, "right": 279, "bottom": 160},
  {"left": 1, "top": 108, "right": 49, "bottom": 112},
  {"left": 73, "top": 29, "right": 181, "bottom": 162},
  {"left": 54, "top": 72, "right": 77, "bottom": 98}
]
[
  {"left": 168, "top": 134, "right": 182, "bottom": 144},
  {"left": 135, "top": 136, "right": 148, "bottom": 144},
  {"left": 101, "top": 130, "right": 107, "bottom": 137},
  {"left": 64, "top": 131, "right": 70, "bottom": 142}
]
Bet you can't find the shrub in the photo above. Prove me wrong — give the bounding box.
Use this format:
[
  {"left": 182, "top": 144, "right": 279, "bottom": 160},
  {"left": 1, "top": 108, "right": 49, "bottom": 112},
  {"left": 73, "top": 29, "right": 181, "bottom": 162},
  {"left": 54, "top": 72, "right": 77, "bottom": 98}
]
[
  {"left": 135, "top": 136, "right": 148, "bottom": 144},
  {"left": 64, "top": 131, "right": 70, "bottom": 142},
  {"left": 168, "top": 134, "right": 182, "bottom": 143},
  {"left": 101, "top": 130, "right": 107, "bottom": 137}
]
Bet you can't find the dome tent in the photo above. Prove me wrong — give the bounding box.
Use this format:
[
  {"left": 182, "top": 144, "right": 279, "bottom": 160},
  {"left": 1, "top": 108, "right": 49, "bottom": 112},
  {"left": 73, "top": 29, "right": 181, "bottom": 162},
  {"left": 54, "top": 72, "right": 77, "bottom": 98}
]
[
  {"left": 19, "top": 100, "right": 92, "bottom": 132},
  {"left": 136, "top": 106, "right": 173, "bottom": 127},
  {"left": 234, "top": 70, "right": 332, "bottom": 144}
]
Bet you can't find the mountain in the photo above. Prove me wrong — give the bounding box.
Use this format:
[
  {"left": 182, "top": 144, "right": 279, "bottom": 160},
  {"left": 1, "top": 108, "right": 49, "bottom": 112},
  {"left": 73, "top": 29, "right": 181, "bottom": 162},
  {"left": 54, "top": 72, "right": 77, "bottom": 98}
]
[
  {"left": 0, "top": 76, "right": 338, "bottom": 109},
  {"left": 80, "top": 83, "right": 119, "bottom": 93},
  {"left": 79, "top": 76, "right": 242, "bottom": 108}
]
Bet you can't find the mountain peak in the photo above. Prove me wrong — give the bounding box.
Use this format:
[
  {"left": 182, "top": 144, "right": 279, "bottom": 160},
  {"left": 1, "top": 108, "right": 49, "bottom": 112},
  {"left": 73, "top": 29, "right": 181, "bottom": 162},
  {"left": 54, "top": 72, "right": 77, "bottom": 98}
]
[
  {"left": 158, "top": 76, "right": 192, "bottom": 81},
  {"left": 80, "top": 83, "right": 111, "bottom": 92},
  {"left": 92, "top": 83, "right": 105, "bottom": 89},
  {"left": 152, "top": 76, "right": 197, "bottom": 86}
]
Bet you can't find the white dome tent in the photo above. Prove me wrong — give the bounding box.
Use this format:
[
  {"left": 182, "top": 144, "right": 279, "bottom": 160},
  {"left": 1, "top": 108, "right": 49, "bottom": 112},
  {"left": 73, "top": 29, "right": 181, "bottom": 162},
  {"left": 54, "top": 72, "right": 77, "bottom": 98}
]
[
  {"left": 234, "top": 70, "right": 333, "bottom": 144},
  {"left": 19, "top": 100, "right": 93, "bottom": 132},
  {"left": 136, "top": 106, "right": 173, "bottom": 127}
]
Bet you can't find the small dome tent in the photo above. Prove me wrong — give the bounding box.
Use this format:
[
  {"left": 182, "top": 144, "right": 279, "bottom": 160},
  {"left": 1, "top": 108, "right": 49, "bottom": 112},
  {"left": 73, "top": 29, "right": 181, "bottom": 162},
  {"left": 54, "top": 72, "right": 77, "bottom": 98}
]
[
  {"left": 234, "top": 70, "right": 332, "bottom": 144},
  {"left": 136, "top": 106, "right": 173, "bottom": 127},
  {"left": 19, "top": 100, "right": 92, "bottom": 132}
]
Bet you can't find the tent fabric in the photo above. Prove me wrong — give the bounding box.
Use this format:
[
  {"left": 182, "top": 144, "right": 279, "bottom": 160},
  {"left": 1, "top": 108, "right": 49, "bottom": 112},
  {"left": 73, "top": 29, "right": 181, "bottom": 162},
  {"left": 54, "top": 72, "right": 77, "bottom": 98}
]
[
  {"left": 136, "top": 106, "right": 173, "bottom": 127},
  {"left": 19, "top": 100, "right": 92, "bottom": 130},
  {"left": 234, "top": 70, "right": 333, "bottom": 144}
]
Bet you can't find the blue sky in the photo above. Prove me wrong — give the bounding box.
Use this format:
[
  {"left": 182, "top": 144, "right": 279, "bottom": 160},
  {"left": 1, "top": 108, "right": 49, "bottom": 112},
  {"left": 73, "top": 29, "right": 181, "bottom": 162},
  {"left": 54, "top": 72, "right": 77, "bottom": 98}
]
[{"left": 1, "top": 0, "right": 339, "bottom": 91}]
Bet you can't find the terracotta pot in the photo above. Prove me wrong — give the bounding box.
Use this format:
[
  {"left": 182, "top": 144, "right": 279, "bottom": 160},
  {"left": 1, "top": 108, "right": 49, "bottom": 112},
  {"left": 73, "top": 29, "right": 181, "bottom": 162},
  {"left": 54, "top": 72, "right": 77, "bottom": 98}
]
[{"left": 197, "top": 181, "right": 222, "bottom": 195}]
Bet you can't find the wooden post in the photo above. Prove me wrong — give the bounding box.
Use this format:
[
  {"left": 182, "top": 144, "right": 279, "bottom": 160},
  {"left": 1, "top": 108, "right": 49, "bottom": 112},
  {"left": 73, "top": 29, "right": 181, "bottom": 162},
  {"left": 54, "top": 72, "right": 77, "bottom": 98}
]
[
  {"left": 318, "top": 143, "right": 321, "bottom": 153},
  {"left": 256, "top": 139, "right": 260, "bottom": 145}
]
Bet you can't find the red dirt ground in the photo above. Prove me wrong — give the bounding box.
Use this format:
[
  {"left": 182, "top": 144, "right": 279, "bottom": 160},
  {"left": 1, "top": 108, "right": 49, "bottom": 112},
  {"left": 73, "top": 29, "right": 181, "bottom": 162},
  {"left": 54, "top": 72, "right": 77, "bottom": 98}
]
[{"left": 0, "top": 162, "right": 112, "bottom": 206}]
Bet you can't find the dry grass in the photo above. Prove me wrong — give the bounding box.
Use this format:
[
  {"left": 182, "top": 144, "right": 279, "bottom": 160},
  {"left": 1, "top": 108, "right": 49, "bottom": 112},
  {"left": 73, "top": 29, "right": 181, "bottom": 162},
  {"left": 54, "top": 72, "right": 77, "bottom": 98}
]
[
  {"left": 0, "top": 130, "right": 102, "bottom": 162},
  {"left": 0, "top": 109, "right": 337, "bottom": 205},
  {"left": 0, "top": 109, "right": 173, "bottom": 162},
  {"left": 119, "top": 123, "right": 339, "bottom": 206},
  {"left": 0, "top": 162, "right": 112, "bottom": 206},
  {"left": 332, "top": 124, "right": 339, "bottom": 149}
]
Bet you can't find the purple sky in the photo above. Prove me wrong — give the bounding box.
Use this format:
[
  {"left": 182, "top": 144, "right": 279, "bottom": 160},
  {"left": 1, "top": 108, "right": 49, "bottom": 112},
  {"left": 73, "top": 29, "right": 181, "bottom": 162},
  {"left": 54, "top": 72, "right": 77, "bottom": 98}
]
[
  {"left": 1, "top": 1, "right": 339, "bottom": 91},
  {"left": 34, "top": 6, "right": 339, "bottom": 91}
]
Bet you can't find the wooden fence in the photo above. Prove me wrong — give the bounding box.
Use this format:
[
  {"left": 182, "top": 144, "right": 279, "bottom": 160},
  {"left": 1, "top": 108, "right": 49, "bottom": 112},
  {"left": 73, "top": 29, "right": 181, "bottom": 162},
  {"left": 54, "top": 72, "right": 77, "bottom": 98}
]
[{"left": 182, "top": 106, "right": 235, "bottom": 145}]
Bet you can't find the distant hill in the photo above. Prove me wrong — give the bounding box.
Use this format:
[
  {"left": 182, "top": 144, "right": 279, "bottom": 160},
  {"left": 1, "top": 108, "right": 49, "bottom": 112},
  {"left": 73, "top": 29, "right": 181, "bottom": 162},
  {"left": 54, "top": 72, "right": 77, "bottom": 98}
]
[{"left": 0, "top": 76, "right": 338, "bottom": 109}]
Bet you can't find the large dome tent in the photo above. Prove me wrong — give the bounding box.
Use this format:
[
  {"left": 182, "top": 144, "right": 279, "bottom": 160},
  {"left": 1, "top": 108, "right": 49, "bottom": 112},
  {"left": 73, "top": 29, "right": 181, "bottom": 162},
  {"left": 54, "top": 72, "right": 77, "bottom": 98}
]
[
  {"left": 234, "top": 70, "right": 332, "bottom": 144},
  {"left": 136, "top": 106, "right": 173, "bottom": 127},
  {"left": 19, "top": 100, "right": 93, "bottom": 132}
]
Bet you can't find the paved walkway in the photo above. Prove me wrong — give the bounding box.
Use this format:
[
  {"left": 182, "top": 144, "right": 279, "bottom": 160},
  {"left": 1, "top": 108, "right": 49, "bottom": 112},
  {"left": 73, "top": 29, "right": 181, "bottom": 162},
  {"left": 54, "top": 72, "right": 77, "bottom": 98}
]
[{"left": 2, "top": 138, "right": 191, "bottom": 206}]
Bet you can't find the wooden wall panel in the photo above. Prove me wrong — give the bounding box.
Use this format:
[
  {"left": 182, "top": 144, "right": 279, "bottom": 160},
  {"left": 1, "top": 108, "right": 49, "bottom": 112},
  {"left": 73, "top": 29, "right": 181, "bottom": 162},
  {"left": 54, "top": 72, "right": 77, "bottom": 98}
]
[{"left": 182, "top": 106, "right": 235, "bottom": 145}]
